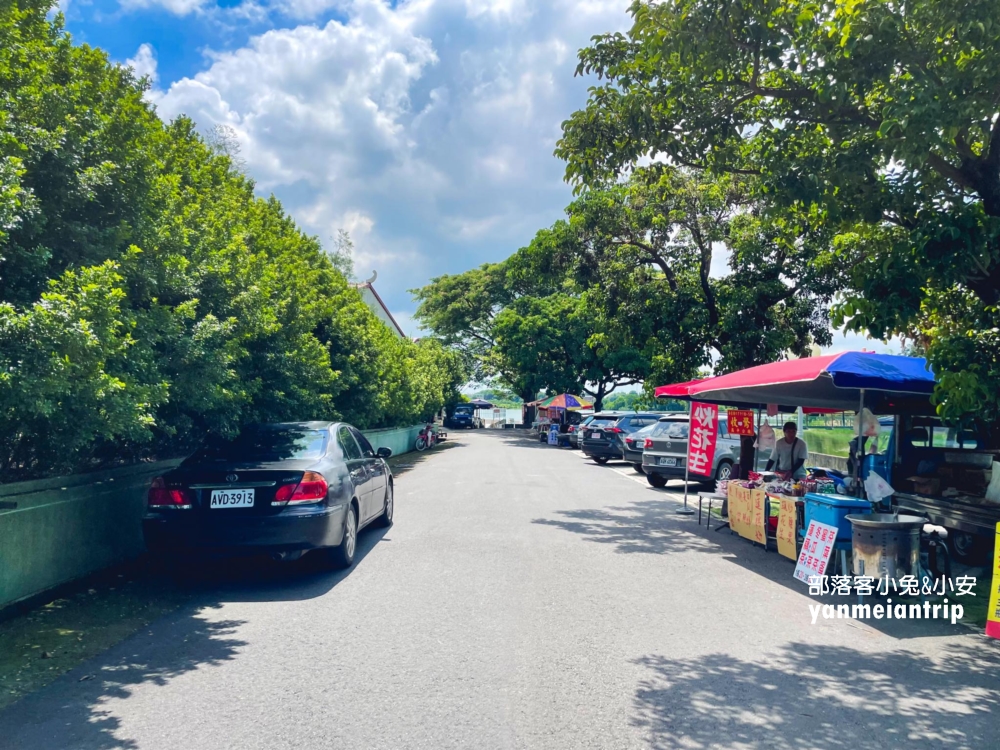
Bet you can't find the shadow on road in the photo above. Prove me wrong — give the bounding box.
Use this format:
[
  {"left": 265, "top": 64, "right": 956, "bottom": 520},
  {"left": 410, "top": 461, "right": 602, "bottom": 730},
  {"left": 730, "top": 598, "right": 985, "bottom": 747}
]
[
  {"left": 632, "top": 640, "right": 1000, "bottom": 749},
  {"left": 386, "top": 438, "right": 463, "bottom": 477},
  {"left": 0, "top": 522, "right": 389, "bottom": 748},
  {"left": 535, "top": 486, "right": 980, "bottom": 639}
]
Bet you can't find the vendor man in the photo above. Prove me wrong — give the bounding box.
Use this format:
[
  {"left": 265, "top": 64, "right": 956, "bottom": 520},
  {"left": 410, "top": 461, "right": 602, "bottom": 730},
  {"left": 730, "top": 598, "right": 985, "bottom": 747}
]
[{"left": 766, "top": 421, "right": 809, "bottom": 480}]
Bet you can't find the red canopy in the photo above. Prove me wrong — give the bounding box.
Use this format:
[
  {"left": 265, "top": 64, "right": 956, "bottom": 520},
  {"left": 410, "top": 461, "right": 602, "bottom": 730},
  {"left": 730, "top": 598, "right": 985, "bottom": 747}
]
[
  {"left": 653, "top": 379, "right": 709, "bottom": 398},
  {"left": 685, "top": 353, "right": 934, "bottom": 411}
]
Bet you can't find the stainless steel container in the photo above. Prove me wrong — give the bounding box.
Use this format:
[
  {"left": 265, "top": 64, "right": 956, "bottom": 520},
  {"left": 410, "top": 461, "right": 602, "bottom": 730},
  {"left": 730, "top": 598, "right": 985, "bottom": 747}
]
[{"left": 847, "top": 513, "right": 924, "bottom": 581}]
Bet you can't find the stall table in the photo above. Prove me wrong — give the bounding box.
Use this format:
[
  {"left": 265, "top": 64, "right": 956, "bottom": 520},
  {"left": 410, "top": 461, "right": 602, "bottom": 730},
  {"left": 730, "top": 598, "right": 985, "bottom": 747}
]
[{"left": 697, "top": 491, "right": 727, "bottom": 530}]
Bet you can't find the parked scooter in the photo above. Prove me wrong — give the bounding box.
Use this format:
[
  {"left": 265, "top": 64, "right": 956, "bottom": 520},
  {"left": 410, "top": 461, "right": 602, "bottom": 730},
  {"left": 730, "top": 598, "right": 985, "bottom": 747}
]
[{"left": 415, "top": 423, "right": 447, "bottom": 451}]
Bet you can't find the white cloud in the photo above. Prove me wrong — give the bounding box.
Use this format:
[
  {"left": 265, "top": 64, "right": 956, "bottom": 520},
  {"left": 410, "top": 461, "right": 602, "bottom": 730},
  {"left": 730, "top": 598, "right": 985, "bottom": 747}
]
[
  {"left": 125, "top": 43, "right": 159, "bottom": 85},
  {"left": 120, "top": 0, "right": 208, "bottom": 15},
  {"left": 149, "top": 0, "right": 631, "bottom": 312}
]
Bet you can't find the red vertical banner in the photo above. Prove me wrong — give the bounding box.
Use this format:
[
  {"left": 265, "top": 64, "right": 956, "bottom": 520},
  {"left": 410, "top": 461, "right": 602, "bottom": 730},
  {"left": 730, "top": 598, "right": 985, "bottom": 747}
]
[{"left": 687, "top": 402, "right": 718, "bottom": 478}]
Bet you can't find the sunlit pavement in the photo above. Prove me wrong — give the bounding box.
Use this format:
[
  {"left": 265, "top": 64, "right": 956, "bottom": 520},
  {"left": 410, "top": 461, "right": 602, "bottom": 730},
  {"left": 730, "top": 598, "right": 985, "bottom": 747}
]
[{"left": 1, "top": 430, "right": 998, "bottom": 749}]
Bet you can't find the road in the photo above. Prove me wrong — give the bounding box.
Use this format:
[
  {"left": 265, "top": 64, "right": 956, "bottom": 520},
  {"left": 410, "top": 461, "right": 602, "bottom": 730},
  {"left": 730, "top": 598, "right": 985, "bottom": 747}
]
[{"left": 1, "top": 430, "right": 998, "bottom": 749}]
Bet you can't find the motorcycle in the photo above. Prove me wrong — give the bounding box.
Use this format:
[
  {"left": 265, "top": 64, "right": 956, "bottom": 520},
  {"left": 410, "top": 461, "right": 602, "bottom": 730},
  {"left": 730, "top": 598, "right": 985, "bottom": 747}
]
[{"left": 415, "top": 423, "right": 447, "bottom": 451}]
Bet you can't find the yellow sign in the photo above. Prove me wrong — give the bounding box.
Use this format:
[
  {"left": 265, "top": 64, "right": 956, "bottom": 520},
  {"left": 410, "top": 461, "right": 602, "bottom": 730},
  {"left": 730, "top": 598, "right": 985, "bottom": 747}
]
[
  {"left": 987, "top": 522, "right": 1000, "bottom": 640},
  {"left": 728, "top": 484, "right": 766, "bottom": 544},
  {"left": 775, "top": 495, "right": 798, "bottom": 561}
]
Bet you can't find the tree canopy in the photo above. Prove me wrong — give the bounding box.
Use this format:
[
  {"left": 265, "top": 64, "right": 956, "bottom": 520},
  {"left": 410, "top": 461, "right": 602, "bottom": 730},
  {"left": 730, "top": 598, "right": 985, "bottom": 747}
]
[
  {"left": 0, "top": 1, "right": 465, "bottom": 480},
  {"left": 413, "top": 167, "right": 833, "bottom": 408},
  {"left": 558, "top": 0, "right": 1000, "bottom": 425}
]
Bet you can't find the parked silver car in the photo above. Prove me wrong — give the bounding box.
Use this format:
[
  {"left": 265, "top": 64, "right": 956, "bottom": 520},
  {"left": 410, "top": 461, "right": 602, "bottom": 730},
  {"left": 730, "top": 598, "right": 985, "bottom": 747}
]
[{"left": 641, "top": 414, "right": 740, "bottom": 489}]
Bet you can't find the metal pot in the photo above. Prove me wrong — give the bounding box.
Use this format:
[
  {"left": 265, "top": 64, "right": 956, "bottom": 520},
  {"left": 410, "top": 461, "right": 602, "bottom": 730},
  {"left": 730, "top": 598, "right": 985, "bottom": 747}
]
[{"left": 847, "top": 513, "right": 924, "bottom": 581}]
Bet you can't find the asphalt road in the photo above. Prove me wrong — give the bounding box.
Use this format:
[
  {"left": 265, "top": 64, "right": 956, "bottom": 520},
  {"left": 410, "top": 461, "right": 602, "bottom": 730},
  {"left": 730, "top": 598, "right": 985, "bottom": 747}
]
[{"left": 1, "top": 430, "right": 998, "bottom": 749}]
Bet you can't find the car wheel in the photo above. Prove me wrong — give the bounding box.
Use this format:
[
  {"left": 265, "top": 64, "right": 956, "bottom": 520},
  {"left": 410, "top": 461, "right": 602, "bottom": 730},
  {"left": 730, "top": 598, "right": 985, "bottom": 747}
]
[
  {"left": 593, "top": 456, "right": 610, "bottom": 465},
  {"left": 715, "top": 460, "right": 733, "bottom": 481},
  {"left": 947, "top": 530, "right": 990, "bottom": 565},
  {"left": 377, "top": 482, "right": 394, "bottom": 528},
  {"left": 633, "top": 464, "right": 645, "bottom": 474},
  {"left": 328, "top": 504, "right": 358, "bottom": 569},
  {"left": 646, "top": 473, "right": 668, "bottom": 488}
]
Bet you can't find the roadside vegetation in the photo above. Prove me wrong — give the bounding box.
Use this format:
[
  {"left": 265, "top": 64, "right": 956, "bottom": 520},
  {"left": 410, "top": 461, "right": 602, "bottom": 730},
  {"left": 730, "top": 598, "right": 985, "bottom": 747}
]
[
  {"left": 415, "top": 0, "right": 1000, "bottom": 434},
  {"left": 0, "top": 1, "right": 465, "bottom": 482}
]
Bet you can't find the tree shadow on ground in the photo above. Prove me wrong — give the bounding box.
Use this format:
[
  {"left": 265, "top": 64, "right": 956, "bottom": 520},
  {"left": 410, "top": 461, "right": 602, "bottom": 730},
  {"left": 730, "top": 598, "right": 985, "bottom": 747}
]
[
  {"left": 534, "top": 490, "right": 979, "bottom": 639},
  {"left": 386, "top": 438, "right": 463, "bottom": 478},
  {"left": 632, "top": 639, "right": 1000, "bottom": 749},
  {"left": 0, "top": 522, "right": 388, "bottom": 748}
]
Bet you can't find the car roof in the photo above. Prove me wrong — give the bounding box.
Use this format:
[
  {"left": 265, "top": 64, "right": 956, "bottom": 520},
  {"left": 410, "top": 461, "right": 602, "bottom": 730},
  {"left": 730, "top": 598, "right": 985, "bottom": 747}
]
[
  {"left": 657, "top": 414, "right": 690, "bottom": 422},
  {"left": 245, "top": 421, "right": 339, "bottom": 430},
  {"left": 618, "top": 412, "right": 666, "bottom": 419}
]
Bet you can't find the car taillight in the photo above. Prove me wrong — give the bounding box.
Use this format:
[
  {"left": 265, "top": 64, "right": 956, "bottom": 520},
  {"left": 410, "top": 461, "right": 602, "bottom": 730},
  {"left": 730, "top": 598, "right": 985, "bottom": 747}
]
[
  {"left": 608, "top": 427, "right": 623, "bottom": 434},
  {"left": 568, "top": 426, "right": 576, "bottom": 432},
  {"left": 644, "top": 438, "right": 653, "bottom": 449},
  {"left": 273, "top": 471, "right": 329, "bottom": 506},
  {"left": 148, "top": 477, "right": 192, "bottom": 509}
]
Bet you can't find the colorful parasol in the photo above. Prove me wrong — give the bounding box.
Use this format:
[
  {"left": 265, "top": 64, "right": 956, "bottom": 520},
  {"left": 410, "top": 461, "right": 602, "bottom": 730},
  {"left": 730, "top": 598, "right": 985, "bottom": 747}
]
[{"left": 537, "top": 393, "right": 593, "bottom": 410}]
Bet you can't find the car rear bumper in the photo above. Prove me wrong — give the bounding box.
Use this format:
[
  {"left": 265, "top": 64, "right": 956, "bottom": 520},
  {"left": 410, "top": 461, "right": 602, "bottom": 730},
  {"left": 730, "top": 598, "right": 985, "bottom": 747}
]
[
  {"left": 642, "top": 452, "right": 707, "bottom": 479},
  {"left": 143, "top": 503, "right": 348, "bottom": 554},
  {"left": 623, "top": 447, "right": 644, "bottom": 464},
  {"left": 582, "top": 442, "right": 623, "bottom": 459}
]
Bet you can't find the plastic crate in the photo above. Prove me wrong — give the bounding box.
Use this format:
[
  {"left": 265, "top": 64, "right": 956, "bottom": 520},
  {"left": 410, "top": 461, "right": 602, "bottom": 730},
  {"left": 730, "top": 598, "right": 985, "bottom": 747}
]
[{"left": 803, "top": 493, "right": 873, "bottom": 541}]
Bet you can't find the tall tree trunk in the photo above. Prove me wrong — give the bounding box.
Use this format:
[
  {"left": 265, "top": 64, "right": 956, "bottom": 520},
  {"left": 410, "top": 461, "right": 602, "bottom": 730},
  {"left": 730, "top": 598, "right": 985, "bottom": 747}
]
[{"left": 593, "top": 382, "right": 607, "bottom": 412}]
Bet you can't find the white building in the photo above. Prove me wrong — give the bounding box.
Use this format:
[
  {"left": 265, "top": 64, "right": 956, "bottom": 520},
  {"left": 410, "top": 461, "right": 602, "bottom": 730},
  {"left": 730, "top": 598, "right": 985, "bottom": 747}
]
[{"left": 353, "top": 272, "right": 406, "bottom": 339}]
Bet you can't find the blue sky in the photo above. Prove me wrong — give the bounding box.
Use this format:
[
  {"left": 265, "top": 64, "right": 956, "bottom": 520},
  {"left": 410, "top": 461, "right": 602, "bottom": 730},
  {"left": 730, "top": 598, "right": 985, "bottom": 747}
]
[{"left": 62, "top": 0, "right": 894, "bottom": 355}]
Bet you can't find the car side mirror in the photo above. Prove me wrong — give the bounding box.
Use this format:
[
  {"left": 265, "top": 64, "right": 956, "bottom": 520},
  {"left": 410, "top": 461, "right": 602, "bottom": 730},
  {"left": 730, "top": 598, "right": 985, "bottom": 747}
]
[{"left": 377, "top": 447, "right": 392, "bottom": 459}]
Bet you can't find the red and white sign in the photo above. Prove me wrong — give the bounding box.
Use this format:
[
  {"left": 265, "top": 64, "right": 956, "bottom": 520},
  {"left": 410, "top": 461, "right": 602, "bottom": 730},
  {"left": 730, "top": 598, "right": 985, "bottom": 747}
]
[
  {"left": 793, "top": 520, "right": 840, "bottom": 583},
  {"left": 687, "top": 402, "right": 718, "bottom": 478}
]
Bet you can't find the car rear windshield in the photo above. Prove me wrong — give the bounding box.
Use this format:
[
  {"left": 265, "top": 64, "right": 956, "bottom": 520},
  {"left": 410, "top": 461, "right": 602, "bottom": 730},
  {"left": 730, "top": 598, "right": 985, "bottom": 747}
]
[
  {"left": 589, "top": 416, "right": 619, "bottom": 426},
  {"left": 193, "top": 428, "right": 329, "bottom": 461},
  {"left": 454, "top": 406, "right": 474, "bottom": 414},
  {"left": 651, "top": 420, "right": 689, "bottom": 438}
]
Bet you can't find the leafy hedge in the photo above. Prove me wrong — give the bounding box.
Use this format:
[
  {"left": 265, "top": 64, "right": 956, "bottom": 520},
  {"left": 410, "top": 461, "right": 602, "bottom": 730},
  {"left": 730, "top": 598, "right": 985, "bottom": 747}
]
[{"left": 0, "top": 1, "right": 465, "bottom": 481}]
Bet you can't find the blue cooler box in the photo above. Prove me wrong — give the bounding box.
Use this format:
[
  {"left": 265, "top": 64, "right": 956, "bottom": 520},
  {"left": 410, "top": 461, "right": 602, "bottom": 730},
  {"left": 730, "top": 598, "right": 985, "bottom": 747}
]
[{"left": 802, "top": 493, "right": 873, "bottom": 542}]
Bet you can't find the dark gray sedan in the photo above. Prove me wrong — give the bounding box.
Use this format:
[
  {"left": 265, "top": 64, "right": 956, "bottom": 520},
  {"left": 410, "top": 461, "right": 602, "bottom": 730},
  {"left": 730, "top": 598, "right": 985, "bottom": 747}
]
[{"left": 143, "top": 422, "right": 394, "bottom": 569}]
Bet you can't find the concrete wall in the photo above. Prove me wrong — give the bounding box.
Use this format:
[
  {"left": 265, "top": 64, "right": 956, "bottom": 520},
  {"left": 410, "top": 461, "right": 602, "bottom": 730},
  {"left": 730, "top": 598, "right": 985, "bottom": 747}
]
[
  {"left": 0, "top": 460, "right": 181, "bottom": 610},
  {"left": 0, "top": 424, "right": 424, "bottom": 611},
  {"left": 363, "top": 424, "right": 426, "bottom": 458}
]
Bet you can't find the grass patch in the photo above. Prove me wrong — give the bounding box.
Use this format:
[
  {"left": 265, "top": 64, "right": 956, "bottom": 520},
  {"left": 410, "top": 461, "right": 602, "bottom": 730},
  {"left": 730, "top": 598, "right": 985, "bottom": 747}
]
[
  {"left": 0, "top": 566, "right": 183, "bottom": 710},
  {"left": 802, "top": 428, "right": 857, "bottom": 458}
]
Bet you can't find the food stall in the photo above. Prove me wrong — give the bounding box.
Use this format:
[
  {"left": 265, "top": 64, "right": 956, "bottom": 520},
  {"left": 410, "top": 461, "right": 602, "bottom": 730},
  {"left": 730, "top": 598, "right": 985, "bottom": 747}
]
[
  {"left": 527, "top": 394, "right": 594, "bottom": 445},
  {"left": 661, "top": 353, "right": 987, "bottom": 568}
]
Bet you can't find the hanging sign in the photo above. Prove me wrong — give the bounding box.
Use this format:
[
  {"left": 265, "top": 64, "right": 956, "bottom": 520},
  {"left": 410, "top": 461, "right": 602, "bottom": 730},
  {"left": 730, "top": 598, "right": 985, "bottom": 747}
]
[
  {"left": 687, "top": 402, "right": 719, "bottom": 478},
  {"left": 987, "top": 522, "right": 1000, "bottom": 639},
  {"left": 794, "top": 520, "right": 839, "bottom": 583},
  {"left": 727, "top": 410, "right": 755, "bottom": 436}
]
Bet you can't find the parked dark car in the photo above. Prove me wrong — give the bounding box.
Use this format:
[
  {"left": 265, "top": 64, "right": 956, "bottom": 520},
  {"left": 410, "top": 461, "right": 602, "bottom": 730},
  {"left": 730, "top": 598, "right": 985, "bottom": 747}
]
[
  {"left": 642, "top": 415, "right": 740, "bottom": 488},
  {"left": 581, "top": 412, "right": 663, "bottom": 464},
  {"left": 447, "top": 404, "right": 477, "bottom": 429},
  {"left": 143, "top": 422, "right": 393, "bottom": 569},
  {"left": 623, "top": 421, "right": 668, "bottom": 473}
]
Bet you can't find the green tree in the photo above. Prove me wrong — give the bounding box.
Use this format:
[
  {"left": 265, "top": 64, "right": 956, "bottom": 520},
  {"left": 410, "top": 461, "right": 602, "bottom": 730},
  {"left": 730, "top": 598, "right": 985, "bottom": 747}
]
[
  {"left": 0, "top": 1, "right": 465, "bottom": 479},
  {"left": 558, "top": 0, "right": 1000, "bottom": 425}
]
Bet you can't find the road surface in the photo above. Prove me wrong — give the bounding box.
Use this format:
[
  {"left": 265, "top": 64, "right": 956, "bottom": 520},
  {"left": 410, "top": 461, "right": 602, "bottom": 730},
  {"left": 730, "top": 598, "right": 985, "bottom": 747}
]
[{"left": 1, "top": 430, "right": 998, "bottom": 749}]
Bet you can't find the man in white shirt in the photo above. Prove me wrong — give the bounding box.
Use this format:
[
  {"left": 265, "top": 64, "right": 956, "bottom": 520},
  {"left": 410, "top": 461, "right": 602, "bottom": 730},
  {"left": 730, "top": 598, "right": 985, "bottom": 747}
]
[{"left": 766, "top": 421, "right": 808, "bottom": 480}]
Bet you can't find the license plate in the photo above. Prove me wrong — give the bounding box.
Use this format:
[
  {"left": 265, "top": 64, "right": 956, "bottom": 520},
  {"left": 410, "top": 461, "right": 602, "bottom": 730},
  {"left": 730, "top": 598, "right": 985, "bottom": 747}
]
[
  {"left": 589, "top": 431, "right": 602, "bottom": 439},
  {"left": 659, "top": 457, "right": 677, "bottom": 467},
  {"left": 210, "top": 489, "right": 254, "bottom": 508}
]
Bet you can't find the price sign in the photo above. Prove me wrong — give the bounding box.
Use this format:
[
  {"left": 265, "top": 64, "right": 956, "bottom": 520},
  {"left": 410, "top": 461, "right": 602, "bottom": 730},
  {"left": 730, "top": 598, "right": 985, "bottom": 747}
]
[
  {"left": 987, "top": 522, "right": 1000, "bottom": 639},
  {"left": 794, "top": 520, "right": 839, "bottom": 583},
  {"left": 727, "top": 409, "right": 755, "bottom": 436}
]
